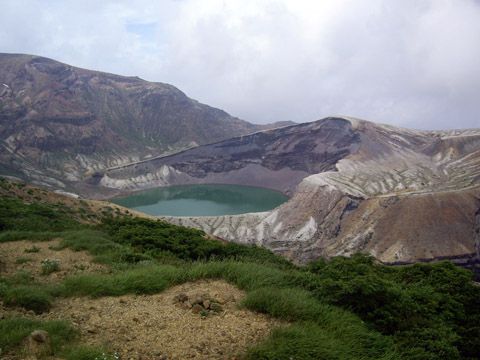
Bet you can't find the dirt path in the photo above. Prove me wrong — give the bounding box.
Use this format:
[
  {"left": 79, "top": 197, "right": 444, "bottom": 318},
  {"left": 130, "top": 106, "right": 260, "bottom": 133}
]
[{"left": 44, "top": 280, "right": 282, "bottom": 359}]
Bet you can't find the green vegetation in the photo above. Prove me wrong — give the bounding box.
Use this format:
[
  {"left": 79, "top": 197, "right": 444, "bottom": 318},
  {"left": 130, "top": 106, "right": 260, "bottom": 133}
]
[
  {"left": 0, "top": 196, "right": 81, "bottom": 233},
  {"left": 0, "top": 272, "right": 54, "bottom": 313},
  {"left": 15, "top": 256, "right": 32, "bottom": 264},
  {"left": 41, "top": 259, "right": 60, "bottom": 275},
  {"left": 0, "top": 181, "right": 479, "bottom": 359},
  {"left": 0, "top": 317, "right": 76, "bottom": 353},
  {"left": 0, "top": 317, "right": 113, "bottom": 359}
]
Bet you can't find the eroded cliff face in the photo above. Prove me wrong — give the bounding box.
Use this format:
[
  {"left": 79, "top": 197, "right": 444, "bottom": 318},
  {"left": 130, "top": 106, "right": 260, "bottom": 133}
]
[
  {"left": 94, "top": 118, "right": 361, "bottom": 195},
  {"left": 135, "top": 117, "right": 480, "bottom": 267}
]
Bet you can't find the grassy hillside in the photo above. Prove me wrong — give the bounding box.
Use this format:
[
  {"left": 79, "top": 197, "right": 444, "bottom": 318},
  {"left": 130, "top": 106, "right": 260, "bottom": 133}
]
[{"left": 0, "top": 178, "right": 479, "bottom": 359}]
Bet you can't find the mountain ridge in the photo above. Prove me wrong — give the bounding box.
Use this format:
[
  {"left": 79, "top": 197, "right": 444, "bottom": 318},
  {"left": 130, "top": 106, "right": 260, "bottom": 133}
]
[{"left": 0, "top": 53, "right": 293, "bottom": 189}]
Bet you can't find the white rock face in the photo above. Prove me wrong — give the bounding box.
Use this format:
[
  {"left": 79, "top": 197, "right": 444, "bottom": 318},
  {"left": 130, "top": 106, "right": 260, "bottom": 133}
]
[{"left": 100, "top": 165, "right": 179, "bottom": 190}]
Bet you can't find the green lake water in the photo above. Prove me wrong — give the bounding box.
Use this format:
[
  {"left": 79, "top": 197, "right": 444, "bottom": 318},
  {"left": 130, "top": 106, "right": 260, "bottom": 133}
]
[{"left": 112, "top": 184, "right": 289, "bottom": 217}]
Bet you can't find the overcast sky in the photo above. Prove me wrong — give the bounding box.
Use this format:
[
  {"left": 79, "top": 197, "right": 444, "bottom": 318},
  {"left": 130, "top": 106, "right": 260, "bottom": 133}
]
[{"left": 1, "top": 0, "right": 480, "bottom": 129}]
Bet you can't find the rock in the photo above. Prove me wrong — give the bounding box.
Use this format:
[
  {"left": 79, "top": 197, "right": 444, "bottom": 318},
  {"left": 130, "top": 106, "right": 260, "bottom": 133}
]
[
  {"left": 31, "top": 330, "right": 48, "bottom": 343},
  {"left": 192, "top": 296, "right": 204, "bottom": 305},
  {"left": 174, "top": 293, "right": 189, "bottom": 303},
  {"left": 180, "top": 301, "right": 191, "bottom": 310},
  {"left": 203, "top": 299, "right": 211, "bottom": 309},
  {"left": 210, "top": 302, "right": 223, "bottom": 313},
  {"left": 191, "top": 304, "right": 204, "bottom": 314}
]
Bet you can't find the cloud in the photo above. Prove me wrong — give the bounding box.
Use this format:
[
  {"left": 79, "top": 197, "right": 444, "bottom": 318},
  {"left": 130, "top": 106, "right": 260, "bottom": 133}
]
[{"left": 1, "top": 0, "right": 479, "bottom": 129}]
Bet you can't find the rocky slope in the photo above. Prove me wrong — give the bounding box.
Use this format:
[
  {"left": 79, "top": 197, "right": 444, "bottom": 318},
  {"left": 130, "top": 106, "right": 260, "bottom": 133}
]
[
  {"left": 0, "top": 53, "right": 290, "bottom": 189},
  {"left": 98, "top": 117, "right": 480, "bottom": 270}
]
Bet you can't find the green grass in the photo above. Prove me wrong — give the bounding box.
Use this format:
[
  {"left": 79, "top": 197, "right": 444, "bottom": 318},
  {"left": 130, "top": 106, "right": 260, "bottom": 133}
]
[
  {"left": 0, "top": 317, "right": 76, "bottom": 354},
  {"left": 0, "top": 285, "right": 53, "bottom": 314},
  {"left": 62, "top": 345, "right": 117, "bottom": 360},
  {"left": 0, "top": 317, "right": 114, "bottom": 359},
  {"left": 0, "top": 197, "right": 81, "bottom": 232},
  {"left": 246, "top": 322, "right": 398, "bottom": 360},
  {"left": 15, "top": 256, "right": 33, "bottom": 264},
  {"left": 1, "top": 186, "right": 479, "bottom": 359}
]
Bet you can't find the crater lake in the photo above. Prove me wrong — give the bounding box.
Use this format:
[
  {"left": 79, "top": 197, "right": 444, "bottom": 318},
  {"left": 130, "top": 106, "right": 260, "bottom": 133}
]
[{"left": 112, "top": 184, "right": 289, "bottom": 217}]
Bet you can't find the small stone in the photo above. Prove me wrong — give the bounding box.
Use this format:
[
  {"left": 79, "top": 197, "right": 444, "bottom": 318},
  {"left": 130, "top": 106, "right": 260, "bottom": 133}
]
[
  {"left": 210, "top": 302, "right": 223, "bottom": 313},
  {"left": 31, "top": 330, "right": 48, "bottom": 343},
  {"left": 191, "top": 304, "right": 203, "bottom": 314},
  {"left": 192, "top": 295, "right": 204, "bottom": 305},
  {"left": 203, "top": 299, "right": 211, "bottom": 309},
  {"left": 179, "top": 301, "right": 191, "bottom": 310}
]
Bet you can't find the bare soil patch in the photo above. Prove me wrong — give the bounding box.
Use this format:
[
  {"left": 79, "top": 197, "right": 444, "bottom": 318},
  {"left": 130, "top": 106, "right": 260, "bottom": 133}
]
[
  {"left": 0, "top": 240, "right": 107, "bottom": 281},
  {"left": 44, "top": 280, "right": 282, "bottom": 359}
]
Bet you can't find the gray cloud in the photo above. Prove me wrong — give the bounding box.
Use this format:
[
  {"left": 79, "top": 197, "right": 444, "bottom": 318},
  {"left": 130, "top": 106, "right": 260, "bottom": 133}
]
[{"left": 1, "top": 0, "right": 479, "bottom": 129}]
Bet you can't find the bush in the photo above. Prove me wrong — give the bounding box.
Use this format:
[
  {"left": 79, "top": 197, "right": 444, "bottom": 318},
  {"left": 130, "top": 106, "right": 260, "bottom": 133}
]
[{"left": 246, "top": 322, "right": 397, "bottom": 360}]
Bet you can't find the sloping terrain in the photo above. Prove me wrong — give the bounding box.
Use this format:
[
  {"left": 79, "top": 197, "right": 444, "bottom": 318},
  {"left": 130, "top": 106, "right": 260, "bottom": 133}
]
[
  {"left": 100, "top": 117, "right": 480, "bottom": 269},
  {"left": 1, "top": 180, "right": 479, "bottom": 359},
  {"left": 1, "top": 52, "right": 479, "bottom": 276},
  {"left": 0, "top": 53, "right": 290, "bottom": 189}
]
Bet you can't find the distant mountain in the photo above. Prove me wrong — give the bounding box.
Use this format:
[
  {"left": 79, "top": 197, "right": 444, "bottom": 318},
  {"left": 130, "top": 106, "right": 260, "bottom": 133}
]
[
  {"left": 101, "top": 117, "right": 480, "bottom": 271},
  {"left": 0, "top": 53, "right": 292, "bottom": 187}
]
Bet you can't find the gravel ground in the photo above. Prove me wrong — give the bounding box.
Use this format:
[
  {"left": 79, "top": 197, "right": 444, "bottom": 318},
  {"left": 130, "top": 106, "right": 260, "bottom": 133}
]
[{"left": 43, "top": 280, "right": 282, "bottom": 359}]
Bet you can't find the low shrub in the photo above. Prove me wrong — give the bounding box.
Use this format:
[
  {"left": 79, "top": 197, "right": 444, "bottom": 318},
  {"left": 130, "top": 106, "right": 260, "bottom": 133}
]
[{"left": 41, "top": 259, "right": 60, "bottom": 275}]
